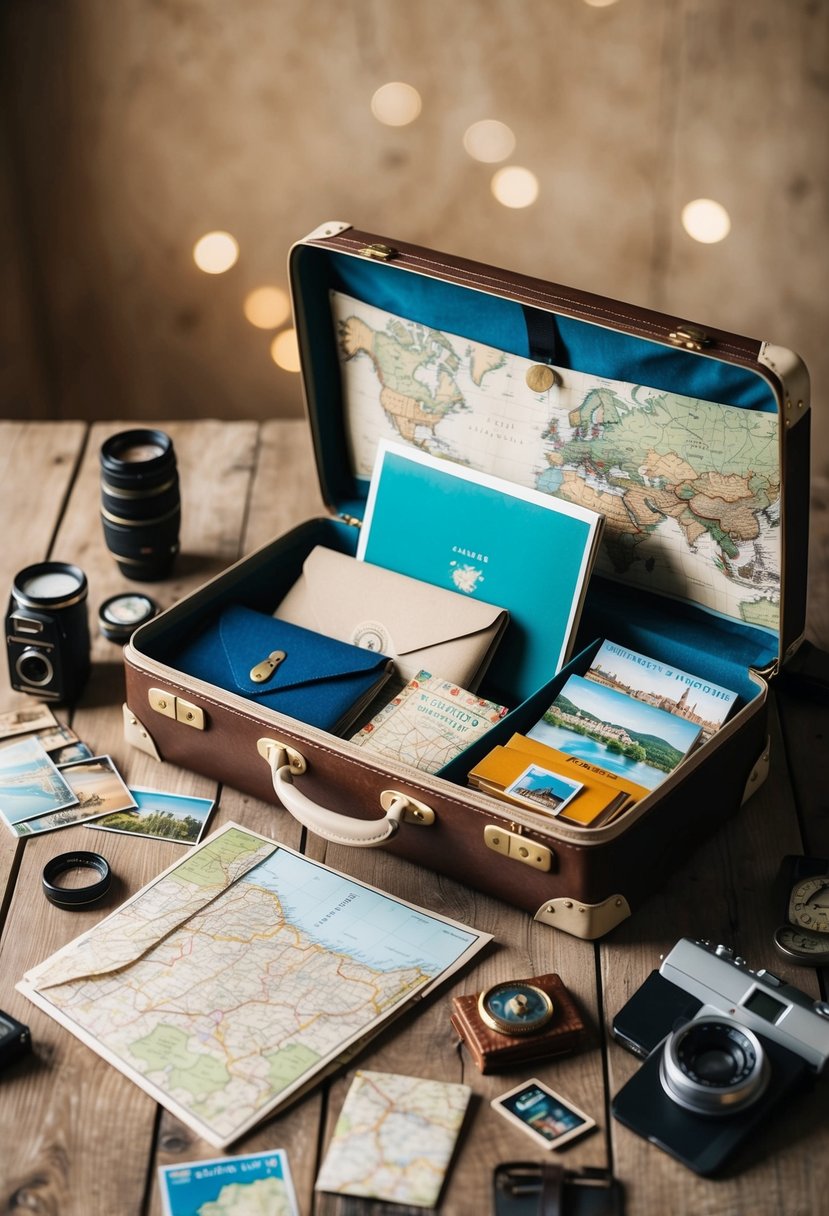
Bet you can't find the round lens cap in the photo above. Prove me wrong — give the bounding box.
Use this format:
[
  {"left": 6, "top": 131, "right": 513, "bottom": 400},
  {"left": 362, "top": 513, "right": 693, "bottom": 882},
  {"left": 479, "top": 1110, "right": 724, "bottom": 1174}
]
[{"left": 98, "top": 592, "right": 158, "bottom": 642}]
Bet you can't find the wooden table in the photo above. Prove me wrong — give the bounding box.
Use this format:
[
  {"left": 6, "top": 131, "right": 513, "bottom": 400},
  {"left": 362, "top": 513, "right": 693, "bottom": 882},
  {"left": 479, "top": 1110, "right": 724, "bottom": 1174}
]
[{"left": 0, "top": 419, "right": 827, "bottom": 1216}]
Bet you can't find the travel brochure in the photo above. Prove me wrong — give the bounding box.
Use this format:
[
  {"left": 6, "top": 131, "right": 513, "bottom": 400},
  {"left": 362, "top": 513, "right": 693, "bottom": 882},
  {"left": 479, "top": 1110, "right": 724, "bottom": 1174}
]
[
  {"left": 350, "top": 670, "right": 508, "bottom": 774},
  {"left": 159, "top": 1149, "right": 299, "bottom": 1216},
  {"left": 357, "top": 441, "right": 603, "bottom": 702}
]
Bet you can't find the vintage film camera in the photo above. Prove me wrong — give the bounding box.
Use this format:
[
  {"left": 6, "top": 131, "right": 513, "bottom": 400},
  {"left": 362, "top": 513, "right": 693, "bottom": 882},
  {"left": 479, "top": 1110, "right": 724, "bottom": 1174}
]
[
  {"left": 5, "top": 562, "right": 90, "bottom": 704},
  {"left": 611, "top": 938, "right": 829, "bottom": 1176}
]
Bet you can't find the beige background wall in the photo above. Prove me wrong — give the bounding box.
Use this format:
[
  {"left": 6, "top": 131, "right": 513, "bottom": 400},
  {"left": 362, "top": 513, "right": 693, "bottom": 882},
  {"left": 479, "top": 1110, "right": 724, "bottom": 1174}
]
[{"left": 1, "top": 0, "right": 827, "bottom": 477}]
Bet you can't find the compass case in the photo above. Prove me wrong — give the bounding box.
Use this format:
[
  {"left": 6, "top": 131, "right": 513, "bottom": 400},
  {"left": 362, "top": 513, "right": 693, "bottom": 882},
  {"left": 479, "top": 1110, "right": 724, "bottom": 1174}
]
[{"left": 123, "top": 222, "right": 810, "bottom": 940}]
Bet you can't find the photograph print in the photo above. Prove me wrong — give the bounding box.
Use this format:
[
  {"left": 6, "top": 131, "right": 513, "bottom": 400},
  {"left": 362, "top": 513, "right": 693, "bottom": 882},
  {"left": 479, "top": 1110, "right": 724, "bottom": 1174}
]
[
  {"left": 528, "top": 674, "right": 702, "bottom": 790},
  {"left": 91, "top": 787, "right": 216, "bottom": 844},
  {"left": 0, "top": 736, "right": 78, "bottom": 829}
]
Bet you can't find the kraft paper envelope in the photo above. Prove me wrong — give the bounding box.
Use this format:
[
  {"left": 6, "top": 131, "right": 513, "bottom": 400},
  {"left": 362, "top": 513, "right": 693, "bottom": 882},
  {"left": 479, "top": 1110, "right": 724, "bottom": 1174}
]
[{"left": 274, "top": 546, "right": 508, "bottom": 691}]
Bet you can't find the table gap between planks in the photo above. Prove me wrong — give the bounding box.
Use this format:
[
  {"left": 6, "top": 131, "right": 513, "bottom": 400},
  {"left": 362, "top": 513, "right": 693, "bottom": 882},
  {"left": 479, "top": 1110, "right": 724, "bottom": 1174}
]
[{"left": 0, "top": 420, "right": 826, "bottom": 1216}]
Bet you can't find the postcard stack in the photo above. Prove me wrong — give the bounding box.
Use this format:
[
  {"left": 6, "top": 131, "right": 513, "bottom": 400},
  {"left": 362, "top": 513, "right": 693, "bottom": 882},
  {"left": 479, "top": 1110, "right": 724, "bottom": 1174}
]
[{"left": 469, "top": 640, "right": 738, "bottom": 828}]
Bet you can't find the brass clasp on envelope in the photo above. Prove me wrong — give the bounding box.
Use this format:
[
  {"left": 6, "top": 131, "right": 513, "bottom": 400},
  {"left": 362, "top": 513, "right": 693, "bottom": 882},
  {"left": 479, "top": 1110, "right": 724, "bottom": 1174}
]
[{"left": 249, "top": 650, "right": 287, "bottom": 683}]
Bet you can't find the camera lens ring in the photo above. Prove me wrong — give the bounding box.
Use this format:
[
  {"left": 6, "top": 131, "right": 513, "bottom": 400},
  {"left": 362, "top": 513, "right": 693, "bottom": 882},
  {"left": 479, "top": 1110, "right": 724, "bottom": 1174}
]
[
  {"left": 659, "top": 1016, "right": 770, "bottom": 1117},
  {"left": 15, "top": 647, "right": 54, "bottom": 688}
]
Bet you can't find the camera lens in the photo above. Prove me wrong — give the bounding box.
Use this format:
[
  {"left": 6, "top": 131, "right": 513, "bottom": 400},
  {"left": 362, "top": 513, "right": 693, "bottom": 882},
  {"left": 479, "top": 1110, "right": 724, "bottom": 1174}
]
[
  {"left": 659, "top": 1017, "right": 769, "bottom": 1116},
  {"left": 15, "top": 648, "right": 54, "bottom": 687},
  {"left": 100, "top": 429, "right": 180, "bottom": 581}
]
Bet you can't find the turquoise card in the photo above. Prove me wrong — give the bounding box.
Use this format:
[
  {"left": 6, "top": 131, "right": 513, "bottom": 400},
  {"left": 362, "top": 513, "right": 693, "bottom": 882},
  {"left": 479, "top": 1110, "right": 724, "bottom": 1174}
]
[{"left": 357, "top": 442, "right": 603, "bottom": 702}]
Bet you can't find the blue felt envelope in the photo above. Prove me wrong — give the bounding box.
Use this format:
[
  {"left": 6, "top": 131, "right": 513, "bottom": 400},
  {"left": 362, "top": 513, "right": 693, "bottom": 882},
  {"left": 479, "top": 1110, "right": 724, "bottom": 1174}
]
[{"left": 176, "top": 604, "right": 393, "bottom": 736}]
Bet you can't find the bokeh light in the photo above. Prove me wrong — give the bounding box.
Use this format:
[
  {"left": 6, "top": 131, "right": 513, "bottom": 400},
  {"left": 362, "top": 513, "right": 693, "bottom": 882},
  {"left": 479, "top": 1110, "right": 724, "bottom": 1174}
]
[
  {"left": 270, "top": 329, "right": 301, "bottom": 372},
  {"left": 371, "top": 82, "right": 422, "bottom": 126},
  {"left": 681, "top": 198, "right": 732, "bottom": 244},
  {"left": 193, "top": 231, "right": 239, "bottom": 274},
  {"left": 463, "top": 119, "right": 516, "bottom": 163},
  {"left": 583, "top": 0, "right": 620, "bottom": 8},
  {"left": 244, "top": 286, "right": 291, "bottom": 329},
  {"left": 491, "top": 166, "right": 539, "bottom": 209}
]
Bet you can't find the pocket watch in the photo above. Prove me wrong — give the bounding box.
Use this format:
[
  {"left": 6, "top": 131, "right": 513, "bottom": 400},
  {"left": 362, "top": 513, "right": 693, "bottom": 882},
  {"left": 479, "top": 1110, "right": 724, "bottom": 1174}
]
[{"left": 773, "top": 856, "right": 829, "bottom": 966}]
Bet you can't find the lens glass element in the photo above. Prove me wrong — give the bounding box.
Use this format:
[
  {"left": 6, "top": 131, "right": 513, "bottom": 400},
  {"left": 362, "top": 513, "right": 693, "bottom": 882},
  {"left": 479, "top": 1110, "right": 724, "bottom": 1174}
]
[
  {"left": 660, "top": 1017, "right": 769, "bottom": 1116},
  {"left": 21, "top": 571, "right": 82, "bottom": 600}
]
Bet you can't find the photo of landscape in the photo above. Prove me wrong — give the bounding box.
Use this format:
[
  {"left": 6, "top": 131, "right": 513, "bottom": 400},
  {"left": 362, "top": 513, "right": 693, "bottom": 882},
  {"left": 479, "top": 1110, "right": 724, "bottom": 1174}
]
[
  {"left": 0, "top": 736, "right": 78, "bottom": 826},
  {"left": 90, "top": 787, "right": 215, "bottom": 844}
]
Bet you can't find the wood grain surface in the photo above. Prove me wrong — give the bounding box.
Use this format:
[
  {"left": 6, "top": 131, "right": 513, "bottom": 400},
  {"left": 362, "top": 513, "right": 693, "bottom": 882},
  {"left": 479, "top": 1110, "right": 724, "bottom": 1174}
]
[{"left": 0, "top": 419, "right": 826, "bottom": 1216}]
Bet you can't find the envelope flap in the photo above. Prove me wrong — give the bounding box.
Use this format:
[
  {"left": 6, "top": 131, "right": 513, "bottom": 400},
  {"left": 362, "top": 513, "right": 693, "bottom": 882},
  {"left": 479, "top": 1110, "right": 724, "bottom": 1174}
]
[
  {"left": 299, "top": 548, "right": 505, "bottom": 656},
  {"left": 219, "top": 605, "right": 389, "bottom": 697}
]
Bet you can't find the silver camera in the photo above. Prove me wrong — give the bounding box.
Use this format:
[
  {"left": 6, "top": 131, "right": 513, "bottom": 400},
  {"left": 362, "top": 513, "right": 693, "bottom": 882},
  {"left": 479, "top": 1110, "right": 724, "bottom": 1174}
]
[{"left": 611, "top": 938, "right": 829, "bottom": 1175}]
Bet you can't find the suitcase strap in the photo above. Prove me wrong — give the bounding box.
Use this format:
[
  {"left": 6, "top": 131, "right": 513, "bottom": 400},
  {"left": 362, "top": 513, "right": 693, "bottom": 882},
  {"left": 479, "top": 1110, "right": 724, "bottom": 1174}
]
[{"left": 257, "top": 737, "right": 436, "bottom": 847}]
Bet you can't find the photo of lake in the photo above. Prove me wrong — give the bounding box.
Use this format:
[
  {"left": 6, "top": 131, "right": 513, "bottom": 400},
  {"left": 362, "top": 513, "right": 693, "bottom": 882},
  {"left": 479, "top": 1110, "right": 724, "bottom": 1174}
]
[{"left": 528, "top": 674, "right": 702, "bottom": 790}]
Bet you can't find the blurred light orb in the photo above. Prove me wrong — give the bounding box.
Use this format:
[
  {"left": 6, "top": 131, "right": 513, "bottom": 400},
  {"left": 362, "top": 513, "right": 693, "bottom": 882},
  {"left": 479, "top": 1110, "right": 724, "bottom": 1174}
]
[
  {"left": 244, "top": 286, "right": 291, "bottom": 329},
  {"left": 371, "top": 81, "right": 422, "bottom": 126},
  {"left": 681, "top": 198, "right": 731, "bottom": 244},
  {"left": 270, "top": 328, "right": 301, "bottom": 372},
  {"left": 583, "top": 0, "right": 620, "bottom": 7},
  {"left": 193, "top": 231, "right": 239, "bottom": 274},
  {"left": 491, "top": 166, "right": 539, "bottom": 209},
  {"left": 463, "top": 119, "right": 516, "bottom": 163}
]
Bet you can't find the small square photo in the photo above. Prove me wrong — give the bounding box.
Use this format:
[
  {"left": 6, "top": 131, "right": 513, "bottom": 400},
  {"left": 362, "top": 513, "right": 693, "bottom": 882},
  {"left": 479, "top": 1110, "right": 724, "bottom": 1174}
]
[{"left": 504, "top": 764, "right": 583, "bottom": 816}]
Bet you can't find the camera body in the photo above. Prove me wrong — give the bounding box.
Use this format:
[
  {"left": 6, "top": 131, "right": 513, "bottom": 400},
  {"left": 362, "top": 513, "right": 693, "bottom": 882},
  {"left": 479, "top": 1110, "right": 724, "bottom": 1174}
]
[
  {"left": 611, "top": 938, "right": 829, "bottom": 1176},
  {"left": 5, "top": 563, "right": 90, "bottom": 704}
]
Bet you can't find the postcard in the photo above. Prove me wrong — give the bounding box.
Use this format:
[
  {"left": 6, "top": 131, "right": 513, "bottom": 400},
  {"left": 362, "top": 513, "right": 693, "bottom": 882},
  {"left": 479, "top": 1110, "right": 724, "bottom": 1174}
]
[
  {"left": 585, "top": 638, "right": 739, "bottom": 744},
  {"left": 503, "top": 763, "right": 584, "bottom": 816},
  {"left": 492, "top": 1078, "right": 595, "bottom": 1151},
  {"left": 350, "top": 671, "right": 508, "bottom": 774},
  {"left": 91, "top": 787, "right": 215, "bottom": 845},
  {"left": 528, "top": 673, "right": 702, "bottom": 791},
  {"left": 0, "top": 703, "right": 58, "bottom": 741},
  {"left": 315, "top": 1070, "right": 471, "bottom": 1207},
  {"left": 32, "top": 723, "right": 78, "bottom": 752},
  {"left": 159, "top": 1149, "right": 299, "bottom": 1216},
  {"left": 57, "top": 755, "right": 137, "bottom": 817},
  {"left": 48, "top": 742, "right": 93, "bottom": 766},
  {"left": 357, "top": 441, "right": 603, "bottom": 702},
  {"left": 0, "top": 736, "right": 78, "bottom": 827}
]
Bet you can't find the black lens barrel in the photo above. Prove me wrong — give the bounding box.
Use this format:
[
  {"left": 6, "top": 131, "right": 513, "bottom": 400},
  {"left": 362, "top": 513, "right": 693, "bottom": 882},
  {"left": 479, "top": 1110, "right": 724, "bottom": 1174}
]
[{"left": 100, "top": 429, "right": 180, "bottom": 581}]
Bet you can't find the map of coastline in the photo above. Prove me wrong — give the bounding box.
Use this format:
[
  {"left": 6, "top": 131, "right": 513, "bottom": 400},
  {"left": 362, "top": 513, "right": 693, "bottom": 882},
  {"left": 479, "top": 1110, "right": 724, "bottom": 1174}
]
[
  {"left": 20, "top": 824, "right": 488, "bottom": 1147},
  {"left": 333, "top": 291, "right": 780, "bottom": 632}
]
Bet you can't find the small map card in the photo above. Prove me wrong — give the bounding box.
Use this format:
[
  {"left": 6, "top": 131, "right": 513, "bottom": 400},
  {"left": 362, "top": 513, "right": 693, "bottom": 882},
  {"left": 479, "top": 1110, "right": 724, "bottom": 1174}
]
[
  {"left": 357, "top": 441, "right": 603, "bottom": 702},
  {"left": 159, "top": 1149, "right": 299, "bottom": 1216},
  {"left": 585, "top": 639, "right": 739, "bottom": 745},
  {"left": 350, "top": 671, "right": 508, "bottom": 774},
  {"left": 315, "top": 1070, "right": 471, "bottom": 1208},
  {"left": 528, "top": 674, "right": 702, "bottom": 791}
]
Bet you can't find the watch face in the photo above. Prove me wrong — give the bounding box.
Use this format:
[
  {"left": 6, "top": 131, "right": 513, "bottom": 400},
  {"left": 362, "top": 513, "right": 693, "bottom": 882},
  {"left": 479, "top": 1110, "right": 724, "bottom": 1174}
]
[
  {"left": 773, "top": 924, "right": 829, "bottom": 966},
  {"left": 478, "top": 982, "right": 554, "bottom": 1036},
  {"left": 788, "top": 876, "right": 829, "bottom": 933}
]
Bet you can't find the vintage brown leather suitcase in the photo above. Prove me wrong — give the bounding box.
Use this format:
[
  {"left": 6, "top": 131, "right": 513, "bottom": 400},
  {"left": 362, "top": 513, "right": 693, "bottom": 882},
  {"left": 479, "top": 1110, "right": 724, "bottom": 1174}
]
[{"left": 123, "top": 221, "right": 810, "bottom": 939}]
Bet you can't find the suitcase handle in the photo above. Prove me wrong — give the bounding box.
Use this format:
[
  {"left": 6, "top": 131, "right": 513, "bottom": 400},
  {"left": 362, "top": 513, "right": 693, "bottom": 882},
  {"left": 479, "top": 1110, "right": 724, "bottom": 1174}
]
[{"left": 258, "top": 737, "right": 436, "bottom": 847}]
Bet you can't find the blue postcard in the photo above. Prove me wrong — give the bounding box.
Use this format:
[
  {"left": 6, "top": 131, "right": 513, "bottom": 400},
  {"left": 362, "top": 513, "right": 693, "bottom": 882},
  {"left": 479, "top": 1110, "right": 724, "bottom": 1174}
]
[
  {"left": 358, "top": 442, "right": 603, "bottom": 701},
  {"left": 159, "top": 1149, "right": 299, "bottom": 1216},
  {"left": 528, "top": 673, "right": 702, "bottom": 790},
  {"left": 0, "top": 736, "right": 78, "bottom": 826}
]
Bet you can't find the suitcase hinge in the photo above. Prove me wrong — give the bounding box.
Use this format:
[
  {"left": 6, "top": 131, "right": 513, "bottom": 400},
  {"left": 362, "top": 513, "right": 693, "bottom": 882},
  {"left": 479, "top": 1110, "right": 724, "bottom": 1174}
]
[
  {"left": 359, "top": 243, "right": 398, "bottom": 262},
  {"left": 148, "top": 687, "right": 205, "bottom": 730},
  {"left": 668, "top": 324, "right": 711, "bottom": 352}
]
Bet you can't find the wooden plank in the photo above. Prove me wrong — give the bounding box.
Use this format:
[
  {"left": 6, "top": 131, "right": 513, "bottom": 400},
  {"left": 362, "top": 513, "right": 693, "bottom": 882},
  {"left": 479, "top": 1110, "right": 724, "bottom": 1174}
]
[{"left": 0, "top": 421, "right": 260, "bottom": 1216}]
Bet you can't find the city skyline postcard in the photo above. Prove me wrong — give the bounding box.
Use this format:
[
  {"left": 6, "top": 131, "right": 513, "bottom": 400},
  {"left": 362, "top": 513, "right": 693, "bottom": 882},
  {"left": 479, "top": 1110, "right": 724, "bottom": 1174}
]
[
  {"left": 586, "top": 639, "right": 738, "bottom": 740},
  {"left": 0, "top": 735, "right": 79, "bottom": 827},
  {"left": 91, "top": 787, "right": 216, "bottom": 845},
  {"left": 528, "top": 673, "right": 702, "bottom": 790}
]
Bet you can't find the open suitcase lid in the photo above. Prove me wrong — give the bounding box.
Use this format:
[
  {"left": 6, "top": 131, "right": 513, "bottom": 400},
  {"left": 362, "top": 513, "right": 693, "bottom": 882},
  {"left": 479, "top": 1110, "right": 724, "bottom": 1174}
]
[{"left": 288, "top": 222, "right": 810, "bottom": 698}]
